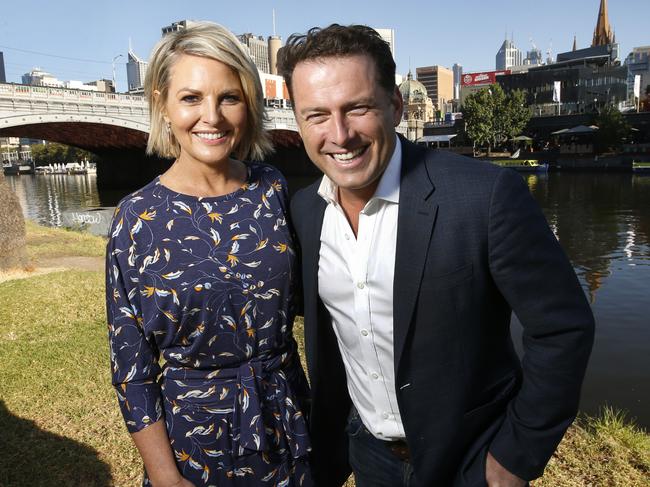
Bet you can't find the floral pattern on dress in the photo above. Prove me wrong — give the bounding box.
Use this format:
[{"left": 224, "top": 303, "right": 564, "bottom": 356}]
[{"left": 106, "top": 163, "right": 312, "bottom": 486}]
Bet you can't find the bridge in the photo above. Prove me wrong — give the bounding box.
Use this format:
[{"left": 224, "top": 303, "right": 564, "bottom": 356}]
[
  {"left": 0, "top": 82, "right": 303, "bottom": 188},
  {"left": 0, "top": 82, "right": 299, "bottom": 150}
]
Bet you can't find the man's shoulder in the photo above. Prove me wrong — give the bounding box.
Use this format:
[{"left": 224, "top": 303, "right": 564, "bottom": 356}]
[
  {"left": 422, "top": 147, "right": 500, "bottom": 177},
  {"left": 291, "top": 179, "right": 322, "bottom": 211}
]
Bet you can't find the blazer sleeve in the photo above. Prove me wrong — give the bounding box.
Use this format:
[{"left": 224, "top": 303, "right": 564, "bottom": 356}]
[{"left": 486, "top": 169, "right": 595, "bottom": 480}]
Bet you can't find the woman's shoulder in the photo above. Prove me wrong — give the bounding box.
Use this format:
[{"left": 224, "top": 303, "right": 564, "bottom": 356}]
[
  {"left": 245, "top": 161, "right": 288, "bottom": 193},
  {"left": 109, "top": 178, "right": 162, "bottom": 238},
  {"left": 114, "top": 177, "right": 163, "bottom": 213}
]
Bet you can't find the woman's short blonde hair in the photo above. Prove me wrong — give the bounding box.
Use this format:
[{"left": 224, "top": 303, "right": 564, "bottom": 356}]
[{"left": 145, "top": 21, "right": 272, "bottom": 161}]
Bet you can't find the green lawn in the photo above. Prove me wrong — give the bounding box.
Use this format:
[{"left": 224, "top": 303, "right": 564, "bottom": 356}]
[{"left": 0, "top": 223, "right": 647, "bottom": 486}]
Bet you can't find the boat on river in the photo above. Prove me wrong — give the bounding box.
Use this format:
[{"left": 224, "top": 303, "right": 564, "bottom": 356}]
[
  {"left": 632, "top": 161, "right": 650, "bottom": 173},
  {"left": 491, "top": 159, "right": 549, "bottom": 172},
  {"left": 2, "top": 161, "right": 34, "bottom": 175}
]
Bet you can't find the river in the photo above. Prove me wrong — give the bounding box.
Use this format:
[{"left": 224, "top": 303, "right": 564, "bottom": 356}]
[{"left": 5, "top": 171, "right": 650, "bottom": 429}]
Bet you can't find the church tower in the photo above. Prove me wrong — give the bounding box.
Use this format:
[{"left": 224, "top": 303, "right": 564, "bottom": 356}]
[{"left": 592, "top": 0, "right": 614, "bottom": 47}]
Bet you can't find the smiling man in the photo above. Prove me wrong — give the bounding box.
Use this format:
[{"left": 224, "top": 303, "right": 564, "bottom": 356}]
[{"left": 278, "top": 24, "right": 594, "bottom": 487}]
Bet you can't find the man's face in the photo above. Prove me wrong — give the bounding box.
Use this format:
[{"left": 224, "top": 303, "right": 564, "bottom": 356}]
[{"left": 291, "top": 54, "right": 403, "bottom": 202}]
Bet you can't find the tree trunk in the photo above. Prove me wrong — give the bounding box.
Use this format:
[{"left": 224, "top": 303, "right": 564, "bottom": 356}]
[{"left": 0, "top": 170, "right": 28, "bottom": 271}]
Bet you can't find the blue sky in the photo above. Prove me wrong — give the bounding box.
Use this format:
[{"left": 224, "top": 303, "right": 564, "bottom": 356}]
[{"left": 1, "top": 0, "right": 647, "bottom": 92}]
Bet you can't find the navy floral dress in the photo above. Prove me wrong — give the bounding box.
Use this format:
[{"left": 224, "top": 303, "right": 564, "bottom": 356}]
[{"left": 106, "top": 163, "right": 312, "bottom": 486}]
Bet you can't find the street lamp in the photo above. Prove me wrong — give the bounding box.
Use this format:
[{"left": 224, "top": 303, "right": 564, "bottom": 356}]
[{"left": 112, "top": 54, "right": 124, "bottom": 93}]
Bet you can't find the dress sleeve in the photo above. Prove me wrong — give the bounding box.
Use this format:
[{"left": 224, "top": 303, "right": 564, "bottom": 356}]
[{"left": 106, "top": 205, "right": 163, "bottom": 433}]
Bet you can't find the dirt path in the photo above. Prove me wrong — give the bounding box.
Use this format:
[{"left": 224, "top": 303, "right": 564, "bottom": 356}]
[{"left": 0, "top": 256, "right": 104, "bottom": 283}]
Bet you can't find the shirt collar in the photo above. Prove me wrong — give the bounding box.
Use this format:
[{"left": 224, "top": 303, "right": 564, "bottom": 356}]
[{"left": 317, "top": 135, "right": 401, "bottom": 206}]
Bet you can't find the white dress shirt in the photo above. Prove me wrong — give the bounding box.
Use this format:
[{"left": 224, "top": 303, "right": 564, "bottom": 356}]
[{"left": 317, "top": 136, "right": 405, "bottom": 440}]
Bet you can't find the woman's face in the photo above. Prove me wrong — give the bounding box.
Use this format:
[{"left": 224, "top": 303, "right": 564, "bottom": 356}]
[{"left": 163, "top": 54, "right": 248, "bottom": 167}]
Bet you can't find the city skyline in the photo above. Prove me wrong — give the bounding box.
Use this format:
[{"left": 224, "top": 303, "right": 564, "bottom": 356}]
[{"left": 0, "top": 0, "right": 648, "bottom": 92}]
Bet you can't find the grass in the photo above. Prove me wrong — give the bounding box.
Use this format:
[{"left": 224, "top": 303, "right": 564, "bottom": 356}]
[
  {"left": 0, "top": 222, "right": 648, "bottom": 486},
  {"left": 24, "top": 220, "right": 106, "bottom": 262},
  {"left": 534, "top": 408, "right": 650, "bottom": 487}
]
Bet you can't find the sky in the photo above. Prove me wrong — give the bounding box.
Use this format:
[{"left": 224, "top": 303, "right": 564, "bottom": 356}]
[{"left": 1, "top": 0, "right": 648, "bottom": 92}]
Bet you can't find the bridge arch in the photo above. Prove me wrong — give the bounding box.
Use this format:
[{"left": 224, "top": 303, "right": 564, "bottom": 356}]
[{"left": 0, "top": 115, "right": 148, "bottom": 152}]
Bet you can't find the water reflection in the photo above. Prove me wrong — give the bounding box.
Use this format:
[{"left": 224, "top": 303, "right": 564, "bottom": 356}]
[
  {"left": 525, "top": 173, "right": 650, "bottom": 304},
  {"left": 6, "top": 174, "right": 101, "bottom": 227},
  {"left": 520, "top": 172, "right": 650, "bottom": 428}
]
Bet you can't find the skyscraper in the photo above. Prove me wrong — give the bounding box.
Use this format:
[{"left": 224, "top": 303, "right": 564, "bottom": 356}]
[
  {"left": 237, "top": 33, "right": 270, "bottom": 73},
  {"left": 415, "top": 65, "right": 454, "bottom": 111},
  {"left": 626, "top": 46, "right": 650, "bottom": 101},
  {"left": 452, "top": 64, "right": 463, "bottom": 100},
  {"left": 126, "top": 49, "right": 147, "bottom": 93},
  {"left": 162, "top": 20, "right": 198, "bottom": 36},
  {"left": 496, "top": 38, "right": 523, "bottom": 71},
  {"left": 0, "top": 52, "right": 5, "bottom": 83}
]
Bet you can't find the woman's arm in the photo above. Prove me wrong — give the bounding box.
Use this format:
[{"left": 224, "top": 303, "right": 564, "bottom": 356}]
[
  {"left": 131, "top": 420, "right": 195, "bottom": 487},
  {"left": 105, "top": 207, "right": 193, "bottom": 487}
]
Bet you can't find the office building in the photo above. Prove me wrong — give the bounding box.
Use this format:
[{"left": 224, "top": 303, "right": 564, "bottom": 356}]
[
  {"left": 626, "top": 46, "right": 650, "bottom": 101},
  {"left": 415, "top": 65, "right": 453, "bottom": 112},
  {"left": 162, "top": 20, "right": 198, "bottom": 36},
  {"left": 497, "top": 0, "right": 625, "bottom": 116},
  {"left": 86, "top": 79, "right": 115, "bottom": 93},
  {"left": 496, "top": 38, "right": 523, "bottom": 71},
  {"left": 373, "top": 28, "right": 395, "bottom": 58},
  {"left": 452, "top": 63, "right": 463, "bottom": 100},
  {"left": 126, "top": 49, "right": 147, "bottom": 93},
  {"left": 0, "top": 52, "right": 5, "bottom": 83},
  {"left": 237, "top": 34, "right": 269, "bottom": 73},
  {"left": 22, "top": 68, "right": 64, "bottom": 87},
  {"left": 237, "top": 33, "right": 269, "bottom": 73},
  {"left": 525, "top": 47, "right": 544, "bottom": 66}
]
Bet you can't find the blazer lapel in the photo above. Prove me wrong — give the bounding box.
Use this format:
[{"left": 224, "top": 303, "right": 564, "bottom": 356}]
[
  {"left": 393, "top": 141, "right": 438, "bottom": 372},
  {"left": 299, "top": 188, "right": 327, "bottom": 366}
]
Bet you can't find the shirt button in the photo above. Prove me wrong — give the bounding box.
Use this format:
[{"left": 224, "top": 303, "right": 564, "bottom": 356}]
[
  {"left": 382, "top": 412, "right": 390, "bottom": 419},
  {"left": 371, "top": 372, "right": 379, "bottom": 379},
  {"left": 357, "top": 282, "right": 365, "bottom": 289},
  {"left": 344, "top": 233, "right": 350, "bottom": 240},
  {"left": 361, "top": 329, "right": 369, "bottom": 336}
]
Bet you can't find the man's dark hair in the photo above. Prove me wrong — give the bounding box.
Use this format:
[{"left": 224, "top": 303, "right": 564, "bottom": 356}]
[{"left": 277, "top": 24, "right": 396, "bottom": 98}]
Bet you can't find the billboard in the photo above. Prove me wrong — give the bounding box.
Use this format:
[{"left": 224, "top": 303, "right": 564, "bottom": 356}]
[{"left": 461, "top": 70, "right": 510, "bottom": 86}]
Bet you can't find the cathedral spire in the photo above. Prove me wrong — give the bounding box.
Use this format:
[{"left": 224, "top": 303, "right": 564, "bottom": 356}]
[{"left": 592, "top": 0, "right": 614, "bottom": 47}]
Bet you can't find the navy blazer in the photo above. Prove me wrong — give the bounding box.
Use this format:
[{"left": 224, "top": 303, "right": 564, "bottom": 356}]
[{"left": 290, "top": 137, "right": 594, "bottom": 487}]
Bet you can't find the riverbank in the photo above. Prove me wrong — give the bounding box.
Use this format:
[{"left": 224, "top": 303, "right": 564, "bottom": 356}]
[{"left": 0, "top": 223, "right": 647, "bottom": 486}]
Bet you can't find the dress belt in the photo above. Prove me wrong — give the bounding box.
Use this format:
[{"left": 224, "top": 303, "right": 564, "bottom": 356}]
[{"left": 162, "top": 350, "right": 310, "bottom": 459}]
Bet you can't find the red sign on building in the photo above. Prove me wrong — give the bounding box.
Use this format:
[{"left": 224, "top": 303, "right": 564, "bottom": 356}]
[{"left": 461, "top": 70, "right": 510, "bottom": 86}]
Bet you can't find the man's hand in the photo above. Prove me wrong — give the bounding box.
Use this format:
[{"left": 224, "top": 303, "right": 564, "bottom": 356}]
[{"left": 485, "top": 452, "right": 527, "bottom": 487}]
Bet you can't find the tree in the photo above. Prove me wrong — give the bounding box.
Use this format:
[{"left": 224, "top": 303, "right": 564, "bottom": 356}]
[
  {"left": 462, "top": 85, "right": 532, "bottom": 153},
  {"left": 594, "top": 106, "right": 631, "bottom": 153},
  {"left": 462, "top": 88, "right": 494, "bottom": 152},
  {"left": 30, "top": 142, "right": 97, "bottom": 166}
]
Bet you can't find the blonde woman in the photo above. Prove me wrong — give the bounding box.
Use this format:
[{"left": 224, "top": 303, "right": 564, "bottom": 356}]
[{"left": 106, "top": 22, "right": 312, "bottom": 486}]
